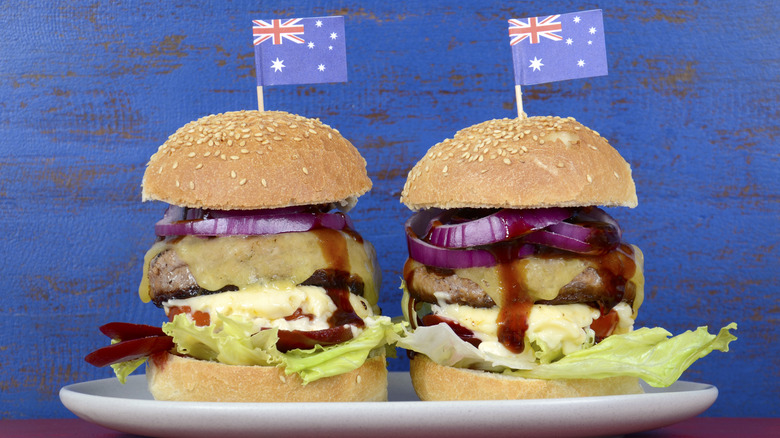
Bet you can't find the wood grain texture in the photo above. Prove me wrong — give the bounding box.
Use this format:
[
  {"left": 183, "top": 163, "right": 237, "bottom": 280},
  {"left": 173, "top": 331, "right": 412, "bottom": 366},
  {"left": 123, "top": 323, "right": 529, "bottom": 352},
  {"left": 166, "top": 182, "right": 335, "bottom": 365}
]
[{"left": 0, "top": 0, "right": 776, "bottom": 418}]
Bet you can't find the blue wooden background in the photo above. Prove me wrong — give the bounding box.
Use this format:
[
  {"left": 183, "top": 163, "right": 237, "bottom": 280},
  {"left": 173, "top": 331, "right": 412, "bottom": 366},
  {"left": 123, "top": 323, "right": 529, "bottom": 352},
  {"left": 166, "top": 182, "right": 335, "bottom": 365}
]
[{"left": 1, "top": 0, "right": 777, "bottom": 419}]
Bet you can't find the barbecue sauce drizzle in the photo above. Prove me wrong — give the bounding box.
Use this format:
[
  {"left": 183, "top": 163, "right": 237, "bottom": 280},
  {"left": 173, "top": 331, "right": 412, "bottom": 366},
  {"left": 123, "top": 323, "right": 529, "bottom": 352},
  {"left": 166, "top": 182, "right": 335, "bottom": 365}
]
[
  {"left": 405, "top": 210, "right": 638, "bottom": 354},
  {"left": 308, "top": 228, "right": 365, "bottom": 329}
]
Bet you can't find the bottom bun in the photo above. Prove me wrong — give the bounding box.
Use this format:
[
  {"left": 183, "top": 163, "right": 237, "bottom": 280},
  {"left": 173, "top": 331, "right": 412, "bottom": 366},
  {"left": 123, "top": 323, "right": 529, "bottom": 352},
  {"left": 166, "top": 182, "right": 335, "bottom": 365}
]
[
  {"left": 410, "top": 354, "right": 643, "bottom": 400},
  {"left": 147, "top": 352, "right": 388, "bottom": 402}
]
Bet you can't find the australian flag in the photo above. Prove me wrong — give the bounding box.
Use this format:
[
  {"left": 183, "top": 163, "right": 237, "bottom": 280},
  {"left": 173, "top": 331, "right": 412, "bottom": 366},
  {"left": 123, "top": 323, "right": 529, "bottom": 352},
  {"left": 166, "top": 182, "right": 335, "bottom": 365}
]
[
  {"left": 509, "top": 9, "right": 607, "bottom": 86},
  {"left": 253, "top": 16, "right": 347, "bottom": 86}
]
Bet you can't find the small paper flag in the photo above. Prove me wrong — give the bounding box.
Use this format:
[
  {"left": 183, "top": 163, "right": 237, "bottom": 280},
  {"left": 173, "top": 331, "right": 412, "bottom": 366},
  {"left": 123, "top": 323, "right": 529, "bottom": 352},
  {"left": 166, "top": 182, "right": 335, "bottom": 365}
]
[
  {"left": 253, "top": 16, "right": 347, "bottom": 86},
  {"left": 509, "top": 9, "right": 608, "bottom": 86}
]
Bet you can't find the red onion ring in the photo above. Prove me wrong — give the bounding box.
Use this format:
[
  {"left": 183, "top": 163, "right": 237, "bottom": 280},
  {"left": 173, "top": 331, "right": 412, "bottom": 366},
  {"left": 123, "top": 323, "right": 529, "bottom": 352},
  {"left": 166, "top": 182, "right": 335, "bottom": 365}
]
[
  {"left": 155, "top": 206, "right": 354, "bottom": 237},
  {"left": 427, "top": 207, "right": 572, "bottom": 248},
  {"left": 405, "top": 209, "right": 535, "bottom": 269}
]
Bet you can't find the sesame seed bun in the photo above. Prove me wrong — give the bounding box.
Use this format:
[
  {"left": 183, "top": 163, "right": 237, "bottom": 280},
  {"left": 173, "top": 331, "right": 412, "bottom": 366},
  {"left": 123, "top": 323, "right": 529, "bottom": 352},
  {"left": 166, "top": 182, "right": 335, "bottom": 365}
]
[
  {"left": 146, "top": 352, "right": 388, "bottom": 402},
  {"left": 142, "top": 110, "right": 372, "bottom": 210},
  {"left": 401, "top": 116, "right": 637, "bottom": 210},
  {"left": 410, "top": 355, "right": 642, "bottom": 400}
]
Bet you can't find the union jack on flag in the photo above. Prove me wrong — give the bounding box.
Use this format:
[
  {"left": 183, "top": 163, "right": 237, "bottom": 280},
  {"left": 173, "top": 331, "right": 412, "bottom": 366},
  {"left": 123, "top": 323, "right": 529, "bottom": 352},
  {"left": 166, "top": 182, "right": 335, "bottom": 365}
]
[
  {"left": 252, "top": 19, "right": 305, "bottom": 45},
  {"left": 253, "top": 16, "right": 348, "bottom": 86},
  {"left": 508, "top": 15, "right": 563, "bottom": 45},
  {"left": 508, "top": 9, "right": 608, "bottom": 86}
]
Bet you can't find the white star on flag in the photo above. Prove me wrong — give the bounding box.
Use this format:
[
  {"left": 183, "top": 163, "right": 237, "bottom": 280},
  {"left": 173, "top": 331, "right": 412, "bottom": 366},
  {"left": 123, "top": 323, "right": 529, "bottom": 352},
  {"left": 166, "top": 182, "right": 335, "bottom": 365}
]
[
  {"left": 529, "top": 57, "right": 544, "bottom": 71},
  {"left": 316, "top": 20, "right": 323, "bottom": 27},
  {"left": 271, "top": 58, "right": 285, "bottom": 72},
  {"left": 577, "top": 59, "right": 585, "bottom": 67},
  {"left": 330, "top": 32, "right": 338, "bottom": 40},
  {"left": 318, "top": 64, "right": 325, "bottom": 71}
]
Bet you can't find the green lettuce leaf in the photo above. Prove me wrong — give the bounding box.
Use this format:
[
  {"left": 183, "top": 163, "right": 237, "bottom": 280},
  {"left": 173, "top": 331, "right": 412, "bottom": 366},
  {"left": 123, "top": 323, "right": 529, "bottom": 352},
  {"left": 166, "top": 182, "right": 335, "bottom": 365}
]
[
  {"left": 512, "top": 323, "right": 737, "bottom": 387},
  {"left": 110, "top": 357, "right": 147, "bottom": 384},
  {"left": 393, "top": 321, "right": 737, "bottom": 387},
  {"left": 162, "top": 313, "right": 402, "bottom": 384}
]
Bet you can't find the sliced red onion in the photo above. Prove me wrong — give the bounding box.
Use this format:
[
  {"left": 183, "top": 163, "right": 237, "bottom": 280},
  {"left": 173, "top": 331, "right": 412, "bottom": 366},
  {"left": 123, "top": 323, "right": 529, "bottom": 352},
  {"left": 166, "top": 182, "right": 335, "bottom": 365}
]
[
  {"left": 406, "top": 210, "right": 535, "bottom": 269},
  {"left": 524, "top": 211, "right": 621, "bottom": 255},
  {"left": 155, "top": 207, "right": 353, "bottom": 237},
  {"left": 427, "top": 207, "right": 572, "bottom": 248}
]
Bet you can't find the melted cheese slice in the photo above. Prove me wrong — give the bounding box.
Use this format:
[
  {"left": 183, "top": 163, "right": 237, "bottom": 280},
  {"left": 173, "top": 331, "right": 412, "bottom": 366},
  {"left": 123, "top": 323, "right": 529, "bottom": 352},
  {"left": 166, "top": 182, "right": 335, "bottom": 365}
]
[
  {"left": 433, "top": 300, "right": 635, "bottom": 362},
  {"left": 139, "top": 230, "right": 380, "bottom": 307},
  {"left": 407, "top": 244, "right": 645, "bottom": 317},
  {"left": 163, "top": 282, "right": 374, "bottom": 333}
]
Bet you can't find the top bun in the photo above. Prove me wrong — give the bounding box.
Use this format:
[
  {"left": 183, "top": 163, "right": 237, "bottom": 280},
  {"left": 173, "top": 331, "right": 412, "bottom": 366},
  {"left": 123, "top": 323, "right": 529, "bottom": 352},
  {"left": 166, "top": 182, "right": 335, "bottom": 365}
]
[
  {"left": 401, "top": 116, "right": 637, "bottom": 210},
  {"left": 142, "top": 110, "right": 372, "bottom": 210}
]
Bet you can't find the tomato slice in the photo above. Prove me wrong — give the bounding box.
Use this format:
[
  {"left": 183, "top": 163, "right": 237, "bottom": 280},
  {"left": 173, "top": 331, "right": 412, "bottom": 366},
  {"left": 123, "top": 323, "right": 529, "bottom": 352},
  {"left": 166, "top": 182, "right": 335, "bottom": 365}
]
[
  {"left": 275, "top": 325, "right": 354, "bottom": 352},
  {"left": 85, "top": 336, "right": 174, "bottom": 367},
  {"left": 99, "top": 322, "right": 166, "bottom": 341}
]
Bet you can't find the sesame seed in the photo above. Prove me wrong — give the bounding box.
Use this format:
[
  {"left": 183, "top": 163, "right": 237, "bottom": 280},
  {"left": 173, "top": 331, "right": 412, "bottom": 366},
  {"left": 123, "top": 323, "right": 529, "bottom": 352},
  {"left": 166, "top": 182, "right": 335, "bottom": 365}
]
[
  {"left": 478, "top": 155, "right": 484, "bottom": 162},
  {"left": 261, "top": 178, "right": 267, "bottom": 187},
  {"left": 230, "top": 155, "right": 239, "bottom": 160},
  {"left": 266, "top": 126, "right": 275, "bottom": 133},
  {"left": 587, "top": 174, "right": 593, "bottom": 183},
  {"left": 328, "top": 133, "right": 333, "bottom": 139},
  {"left": 204, "top": 151, "right": 211, "bottom": 157},
  {"left": 503, "top": 158, "right": 511, "bottom": 165},
  {"left": 308, "top": 129, "right": 317, "bottom": 134},
  {"left": 614, "top": 171, "right": 620, "bottom": 179},
  {"left": 172, "top": 161, "right": 178, "bottom": 169},
  {"left": 239, "top": 178, "right": 247, "bottom": 185},
  {"left": 231, "top": 171, "right": 236, "bottom": 178},
  {"left": 589, "top": 145, "right": 598, "bottom": 151},
  {"left": 175, "top": 180, "right": 180, "bottom": 187},
  {"left": 539, "top": 140, "right": 545, "bottom": 145},
  {"left": 279, "top": 375, "right": 286, "bottom": 383},
  {"left": 302, "top": 167, "right": 309, "bottom": 174},
  {"left": 187, "top": 152, "right": 196, "bottom": 158},
  {"left": 293, "top": 137, "right": 302, "bottom": 141},
  {"left": 442, "top": 165, "right": 448, "bottom": 173},
  {"left": 357, "top": 375, "right": 362, "bottom": 384},
  {"left": 195, "top": 163, "right": 203, "bottom": 170},
  {"left": 241, "top": 149, "right": 249, "bottom": 154},
  {"left": 157, "top": 166, "right": 163, "bottom": 174},
  {"left": 239, "top": 140, "right": 246, "bottom": 147},
  {"left": 189, "top": 181, "right": 195, "bottom": 190},
  {"left": 273, "top": 136, "right": 282, "bottom": 141},
  {"left": 220, "top": 154, "right": 226, "bottom": 160},
  {"left": 556, "top": 162, "right": 565, "bottom": 168}
]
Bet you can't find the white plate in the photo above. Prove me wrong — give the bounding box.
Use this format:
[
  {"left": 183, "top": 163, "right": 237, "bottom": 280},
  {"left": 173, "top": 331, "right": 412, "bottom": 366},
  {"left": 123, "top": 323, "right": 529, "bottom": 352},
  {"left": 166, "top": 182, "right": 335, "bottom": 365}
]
[{"left": 60, "top": 373, "right": 717, "bottom": 438}]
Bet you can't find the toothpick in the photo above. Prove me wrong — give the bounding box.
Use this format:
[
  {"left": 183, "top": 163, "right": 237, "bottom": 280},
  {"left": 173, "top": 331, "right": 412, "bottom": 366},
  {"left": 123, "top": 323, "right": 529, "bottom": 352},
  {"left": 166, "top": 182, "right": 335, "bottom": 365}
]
[
  {"left": 515, "top": 85, "right": 525, "bottom": 119},
  {"left": 257, "top": 86, "right": 264, "bottom": 112}
]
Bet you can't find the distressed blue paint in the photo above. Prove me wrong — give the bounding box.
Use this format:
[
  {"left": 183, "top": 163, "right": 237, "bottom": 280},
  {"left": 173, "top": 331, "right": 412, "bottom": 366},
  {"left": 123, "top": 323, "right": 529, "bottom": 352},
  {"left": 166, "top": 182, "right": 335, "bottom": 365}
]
[{"left": 0, "top": 0, "right": 777, "bottom": 419}]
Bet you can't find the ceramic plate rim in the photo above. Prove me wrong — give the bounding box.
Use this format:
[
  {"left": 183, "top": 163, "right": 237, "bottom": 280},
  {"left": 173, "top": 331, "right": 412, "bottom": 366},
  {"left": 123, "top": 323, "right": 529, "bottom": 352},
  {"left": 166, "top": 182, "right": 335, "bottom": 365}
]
[{"left": 60, "top": 372, "right": 717, "bottom": 438}]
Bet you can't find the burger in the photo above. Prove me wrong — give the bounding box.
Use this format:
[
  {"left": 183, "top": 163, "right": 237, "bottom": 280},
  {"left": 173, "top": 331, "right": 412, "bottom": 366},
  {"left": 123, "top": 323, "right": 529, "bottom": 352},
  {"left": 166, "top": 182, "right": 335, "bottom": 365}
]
[
  {"left": 393, "top": 115, "right": 736, "bottom": 400},
  {"left": 86, "top": 110, "right": 397, "bottom": 402}
]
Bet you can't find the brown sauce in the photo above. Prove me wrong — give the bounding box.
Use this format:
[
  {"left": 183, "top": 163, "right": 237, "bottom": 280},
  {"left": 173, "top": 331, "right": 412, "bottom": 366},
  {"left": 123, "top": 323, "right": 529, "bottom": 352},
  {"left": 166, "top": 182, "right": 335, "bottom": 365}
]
[{"left": 310, "top": 228, "right": 365, "bottom": 329}]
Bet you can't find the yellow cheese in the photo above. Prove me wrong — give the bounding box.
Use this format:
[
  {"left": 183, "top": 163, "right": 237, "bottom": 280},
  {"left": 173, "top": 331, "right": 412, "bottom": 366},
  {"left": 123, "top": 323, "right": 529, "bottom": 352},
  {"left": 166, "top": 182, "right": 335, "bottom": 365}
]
[
  {"left": 406, "top": 244, "right": 645, "bottom": 314},
  {"left": 432, "top": 300, "right": 635, "bottom": 362},
  {"left": 163, "top": 282, "right": 374, "bottom": 333},
  {"left": 138, "top": 230, "right": 380, "bottom": 306}
]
